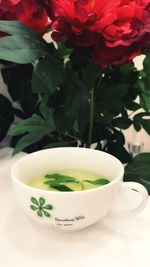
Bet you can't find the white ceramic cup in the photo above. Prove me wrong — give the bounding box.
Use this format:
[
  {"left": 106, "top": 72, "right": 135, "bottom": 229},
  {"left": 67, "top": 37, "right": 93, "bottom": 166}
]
[{"left": 11, "top": 147, "right": 148, "bottom": 231}]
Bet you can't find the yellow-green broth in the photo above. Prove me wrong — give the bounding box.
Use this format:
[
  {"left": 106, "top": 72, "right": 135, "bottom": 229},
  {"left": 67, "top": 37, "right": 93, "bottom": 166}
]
[{"left": 26, "top": 169, "right": 110, "bottom": 192}]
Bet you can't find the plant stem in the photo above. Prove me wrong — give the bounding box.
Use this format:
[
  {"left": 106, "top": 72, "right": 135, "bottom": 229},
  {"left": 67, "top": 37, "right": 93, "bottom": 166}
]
[
  {"left": 86, "top": 72, "right": 102, "bottom": 148},
  {"left": 87, "top": 87, "right": 95, "bottom": 148}
]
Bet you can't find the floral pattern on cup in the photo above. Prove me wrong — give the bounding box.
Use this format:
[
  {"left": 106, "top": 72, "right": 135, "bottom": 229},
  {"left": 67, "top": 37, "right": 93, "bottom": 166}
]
[{"left": 30, "top": 197, "right": 53, "bottom": 217}]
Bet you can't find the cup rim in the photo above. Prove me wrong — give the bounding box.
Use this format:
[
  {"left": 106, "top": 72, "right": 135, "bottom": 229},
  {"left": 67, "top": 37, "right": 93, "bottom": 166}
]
[{"left": 11, "top": 147, "right": 124, "bottom": 195}]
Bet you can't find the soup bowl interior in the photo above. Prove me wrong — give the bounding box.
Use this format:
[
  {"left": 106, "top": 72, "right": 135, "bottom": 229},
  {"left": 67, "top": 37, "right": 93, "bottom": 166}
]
[{"left": 12, "top": 147, "right": 123, "bottom": 185}]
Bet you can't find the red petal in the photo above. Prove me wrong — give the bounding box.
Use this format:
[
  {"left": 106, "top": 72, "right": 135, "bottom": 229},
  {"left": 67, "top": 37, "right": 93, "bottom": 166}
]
[
  {"left": 93, "top": 41, "right": 140, "bottom": 67},
  {"left": 74, "top": 1, "right": 88, "bottom": 23}
]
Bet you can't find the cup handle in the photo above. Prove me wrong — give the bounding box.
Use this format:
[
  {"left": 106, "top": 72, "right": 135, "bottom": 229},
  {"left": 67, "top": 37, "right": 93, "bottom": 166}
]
[{"left": 111, "top": 182, "right": 148, "bottom": 217}]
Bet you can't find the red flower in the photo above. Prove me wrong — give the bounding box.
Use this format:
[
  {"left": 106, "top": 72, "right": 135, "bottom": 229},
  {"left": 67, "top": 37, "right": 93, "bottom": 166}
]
[
  {"left": 46, "top": 0, "right": 150, "bottom": 67},
  {"left": 0, "top": 0, "right": 49, "bottom": 35}
]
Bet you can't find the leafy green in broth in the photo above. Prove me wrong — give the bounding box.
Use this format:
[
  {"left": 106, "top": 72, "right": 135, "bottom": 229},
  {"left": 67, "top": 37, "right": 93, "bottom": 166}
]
[{"left": 26, "top": 169, "right": 110, "bottom": 192}]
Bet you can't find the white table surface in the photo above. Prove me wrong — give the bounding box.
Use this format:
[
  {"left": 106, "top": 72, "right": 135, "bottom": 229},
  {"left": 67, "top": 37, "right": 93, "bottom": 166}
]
[{"left": 0, "top": 151, "right": 150, "bottom": 267}]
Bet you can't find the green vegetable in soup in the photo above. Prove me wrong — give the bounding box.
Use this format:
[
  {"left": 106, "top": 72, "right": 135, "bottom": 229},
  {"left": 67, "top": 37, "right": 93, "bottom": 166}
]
[
  {"left": 44, "top": 173, "right": 83, "bottom": 191},
  {"left": 45, "top": 173, "right": 80, "bottom": 183},
  {"left": 26, "top": 169, "right": 110, "bottom": 192},
  {"left": 83, "top": 179, "right": 110, "bottom": 185},
  {"left": 47, "top": 183, "right": 74, "bottom": 192}
]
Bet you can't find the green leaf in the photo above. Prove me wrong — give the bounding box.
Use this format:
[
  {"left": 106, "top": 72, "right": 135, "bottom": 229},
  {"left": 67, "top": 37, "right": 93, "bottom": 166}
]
[
  {"left": 13, "top": 132, "right": 46, "bottom": 155},
  {"left": 0, "top": 94, "right": 14, "bottom": 142},
  {"left": 140, "top": 92, "right": 150, "bottom": 112},
  {"left": 108, "top": 84, "right": 129, "bottom": 98},
  {"left": 32, "top": 56, "right": 65, "bottom": 95},
  {"left": 70, "top": 47, "right": 91, "bottom": 71},
  {"left": 120, "top": 62, "right": 136, "bottom": 73},
  {"left": 0, "top": 20, "right": 42, "bottom": 39},
  {"left": 37, "top": 210, "right": 43, "bottom": 217},
  {"left": 107, "top": 142, "right": 131, "bottom": 163},
  {"left": 43, "top": 210, "right": 51, "bottom": 217},
  {"left": 96, "top": 83, "right": 130, "bottom": 114},
  {"left": 139, "top": 53, "right": 150, "bottom": 111},
  {"left": 43, "top": 141, "right": 74, "bottom": 149},
  {"left": 10, "top": 102, "right": 56, "bottom": 154},
  {"left": 133, "top": 112, "right": 150, "bottom": 134},
  {"left": 65, "top": 89, "right": 81, "bottom": 119},
  {"left": 43, "top": 204, "right": 53, "bottom": 210},
  {"left": 50, "top": 184, "right": 73, "bottom": 192},
  {"left": 10, "top": 104, "right": 55, "bottom": 136},
  {"left": 57, "top": 41, "right": 73, "bottom": 59},
  {"left": 44, "top": 173, "right": 81, "bottom": 191},
  {"left": 112, "top": 116, "right": 132, "bottom": 129},
  {"left": 0, "top": 36, "right": 46, "bottom": 64},
  {"left": 40, "top": 103, "right": 56, "bottom": 131},
  {"left": 39, "top": 102, "right": 55, "bottom": 130},
  {"left": 84, "top": 179, "right": 110, "bottom": 185},
  {"left": 119, "top": 62, "right": 138, "bottom": 85},
  {"left": 39, "top": 197, "right": 45, "bottom": 206},
  {"left": 113, "top": 129, "right": 125, "bottom": 145},
  {"left": 125, "top": 101, "right": 140, "bottom": 111},
  {"left": 0, "top": 20, "right": 47, "bottom": 63},
  {"left": 141, "top": 119, "right": 150, "bottom": 134},
  {"left": 133, "top": 119, "right": 141, "bottom": 132},
  {"left": 65, "top": 79, "right": 90, "bottom": 137},
  {"left": 124, "top": 153, "right": 150, "bottom": 194},
  {"left": 39, "top": 102, "right": 50, "bottom": 120},
  {"left": 1, "top": 64, "right": 38, "bottom": 117},
  {"left": 31, "top": 197, "right": 39, "bottom": 206},
  {"left": 131, "top": 153, "right": 150, "bottom": 162},
  {"left": 53, "top": 107, "right": 75, "bottom": 132},
  {"left": 83, "top": 63, "right": 100, "bottom": 90},
  {"left": 78, "top": 83, "right": 90, "bottom": 137},
  {"left": 95, "top": 111, "right": 113, "bottom": 125},
  {"left": 45, "top": 173, "right": 79, "bottom": 183},
  {"left": 30, "top": 205, "right": 38, "bottom": 211},
  {"left": 9, "top": 115, "right": 48, "bottom": 136}
]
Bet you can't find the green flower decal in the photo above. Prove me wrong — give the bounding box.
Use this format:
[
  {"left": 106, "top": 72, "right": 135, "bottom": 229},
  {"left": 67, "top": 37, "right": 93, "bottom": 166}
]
[{"left": 30, "top": 197, "right": 53, "bottom": 217}]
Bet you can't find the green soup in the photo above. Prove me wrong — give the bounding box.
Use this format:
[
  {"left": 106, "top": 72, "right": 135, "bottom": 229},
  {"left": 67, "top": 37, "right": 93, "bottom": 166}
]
[{"left": 26, "top": 169, "right": 110, "bottom": 192}]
